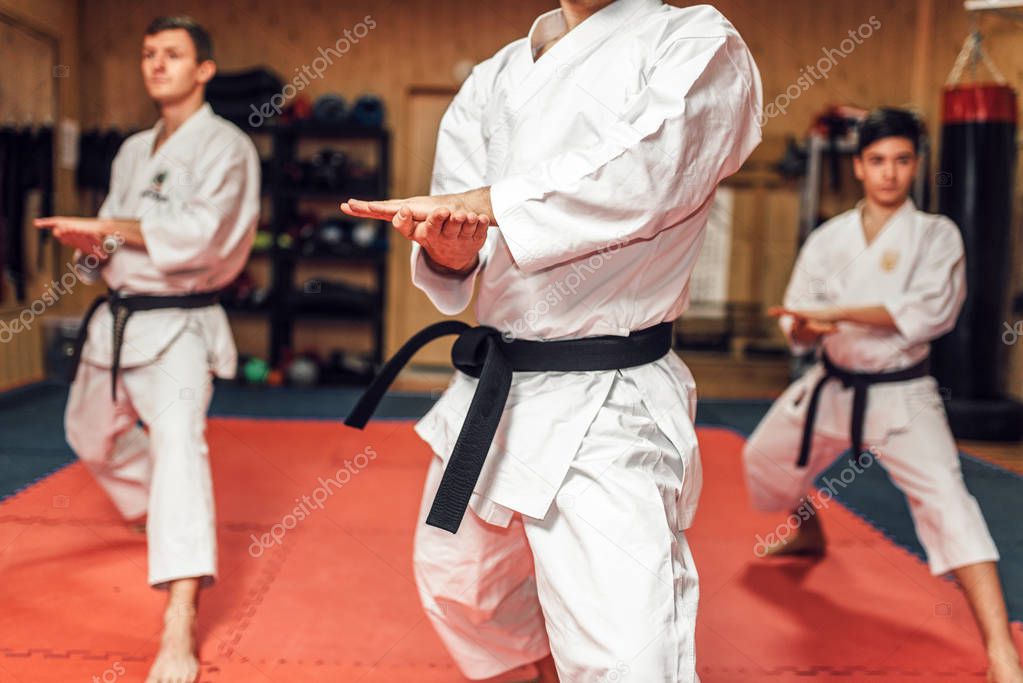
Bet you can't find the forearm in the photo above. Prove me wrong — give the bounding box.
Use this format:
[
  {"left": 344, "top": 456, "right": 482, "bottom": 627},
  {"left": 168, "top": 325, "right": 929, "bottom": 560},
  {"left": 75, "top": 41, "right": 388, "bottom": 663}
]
[
  {"left": 457, "top": 186, "right": 493, "bottom": 222},
  {"left": 828, "top": 305, "right": 897, "bottom": 331},
  {"left": 100, "top": 219, "right": 145, "bottom": 249},
  {"left": 423, "top": 249, "right": 479, "bottom": 277}
]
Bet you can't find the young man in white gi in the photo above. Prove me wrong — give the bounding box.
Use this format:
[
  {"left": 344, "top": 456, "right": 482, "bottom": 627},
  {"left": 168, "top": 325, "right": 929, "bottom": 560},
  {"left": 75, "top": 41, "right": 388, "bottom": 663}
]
[
  {"left": 742, "top": 108, "right": 1023, "bottom": 683},
  {"left": 35, "top": 16, "right": 259, "bottom": 683},
  {"left": 342, "top": 1, "right": 763, "bottom": 680}
]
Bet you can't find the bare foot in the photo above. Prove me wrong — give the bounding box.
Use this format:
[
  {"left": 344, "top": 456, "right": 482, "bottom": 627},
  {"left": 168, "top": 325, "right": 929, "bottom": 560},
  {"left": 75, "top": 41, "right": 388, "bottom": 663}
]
[
  {"left": 763, "top": 510, "right": 826, "bottom": 558},
  {"left": 988, "top": 643, "right": 1023, "bottom": 683},
  {"left": 145, "top": 602, "right": 199, "bottom": 683},
  {"left": 127, "top": 515, "right": 147, "bottom": 534},
  {"left": 481, "top": 663, "right": 538, "bottom": 682},
  {"left": 481, "top": 655, "right": 558, "bottom": 682}
]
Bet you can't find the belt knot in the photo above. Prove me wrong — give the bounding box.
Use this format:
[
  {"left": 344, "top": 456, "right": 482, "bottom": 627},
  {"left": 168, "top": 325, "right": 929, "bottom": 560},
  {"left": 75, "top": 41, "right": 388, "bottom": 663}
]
[{"left": 451, "top": 326, "right": 502, "bottom": 378}]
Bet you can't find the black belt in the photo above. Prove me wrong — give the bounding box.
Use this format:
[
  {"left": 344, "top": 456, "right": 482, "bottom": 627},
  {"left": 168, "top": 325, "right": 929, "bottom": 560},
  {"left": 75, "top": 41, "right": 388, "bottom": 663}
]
[
  {"left": 796, "top": 353, "right": 931, "bottom": 468},
  {"left": 69, "top": 289, "right": 222, "bottom": 400},
  {"left": 345, "top": 321, "right": 674, "bottom": 533}
]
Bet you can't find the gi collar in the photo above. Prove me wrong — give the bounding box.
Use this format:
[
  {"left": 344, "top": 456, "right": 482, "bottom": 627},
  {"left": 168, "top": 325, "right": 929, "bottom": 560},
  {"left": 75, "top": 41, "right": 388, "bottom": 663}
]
[
  {"left": 149, "top": 102, "right": 214, "bottom": 157},
  {"left": 527, "top": 0, "right": 664, "bottom": 64},
  {"left": 855, "top": 196, "right": 916, "bottom": 225}
]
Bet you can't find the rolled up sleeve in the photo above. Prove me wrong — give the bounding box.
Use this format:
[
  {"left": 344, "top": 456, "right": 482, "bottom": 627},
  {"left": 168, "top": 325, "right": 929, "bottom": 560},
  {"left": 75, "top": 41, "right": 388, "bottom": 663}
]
[
  {"left": 410, "top": 242, "right": 488, "bottom": 316},
  {"left": 884, "top": 220, "right": 966, "bottom": 347}
]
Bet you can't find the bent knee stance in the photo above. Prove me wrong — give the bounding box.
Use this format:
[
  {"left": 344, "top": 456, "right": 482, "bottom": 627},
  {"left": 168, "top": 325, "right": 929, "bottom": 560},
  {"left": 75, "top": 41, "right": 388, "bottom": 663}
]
[{"left": 902, "top": 475, "right": 999, "bottom": 575}]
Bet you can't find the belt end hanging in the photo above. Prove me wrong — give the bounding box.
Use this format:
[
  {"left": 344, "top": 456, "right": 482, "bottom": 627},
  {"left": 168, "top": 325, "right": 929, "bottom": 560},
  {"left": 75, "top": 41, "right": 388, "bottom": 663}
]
[
  {"left": 425, "top": 509, "right": 463, "bottom": 534},
  {"left": 343, "top": 414, "right": 369, "bottom": 429},
  {"left": 343, "top": 392, "right": 381, "bottom": 429}
]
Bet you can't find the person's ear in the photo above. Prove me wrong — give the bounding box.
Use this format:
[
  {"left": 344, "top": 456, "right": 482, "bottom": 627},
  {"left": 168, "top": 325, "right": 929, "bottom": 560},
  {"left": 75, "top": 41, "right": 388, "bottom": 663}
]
[
  {"left": 906, "top": 155, "right": 920, "bottom": 177},
  {"left": 852, "top": 155, "right": 864, "bottom": 182},
  {"left": 197, "top": 59, "right": 217, "bottom": 85}
]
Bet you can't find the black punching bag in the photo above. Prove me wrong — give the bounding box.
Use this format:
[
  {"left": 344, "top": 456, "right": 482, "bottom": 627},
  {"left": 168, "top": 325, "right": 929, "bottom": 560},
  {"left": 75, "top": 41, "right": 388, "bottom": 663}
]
[{"left": 932, "top": 83, "right": 1023, "bottom": 440}]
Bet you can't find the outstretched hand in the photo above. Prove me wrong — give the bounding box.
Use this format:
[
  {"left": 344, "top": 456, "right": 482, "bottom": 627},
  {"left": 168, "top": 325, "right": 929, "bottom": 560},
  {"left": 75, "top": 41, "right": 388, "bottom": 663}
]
[
  {"left": 768, "top": 305, "right": 839, "bottom": 344},
  {"left": 342, "top": 196, "right": 450, "bottom": 222},
  {"left": 342, "top": 195, "right": 492, "bottom": 274},
  {"left": 34, "top": 216, "right": 113, "bottom": 261}
]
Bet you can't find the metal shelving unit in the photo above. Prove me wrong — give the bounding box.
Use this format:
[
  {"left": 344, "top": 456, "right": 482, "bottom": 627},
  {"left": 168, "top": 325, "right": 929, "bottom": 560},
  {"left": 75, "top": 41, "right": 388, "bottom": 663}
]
[
  {"left": 230, "top": 121, "right": 390, "bottom": 375},
  {"left": 269, "top": 123, "right": 390, "bottom": 370}
]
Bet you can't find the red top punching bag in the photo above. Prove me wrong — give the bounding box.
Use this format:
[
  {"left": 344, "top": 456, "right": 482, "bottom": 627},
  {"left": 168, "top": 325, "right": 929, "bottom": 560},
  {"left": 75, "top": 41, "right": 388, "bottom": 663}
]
[{"left": 932, "top": 77, "right": 1017, "bottom": 405}]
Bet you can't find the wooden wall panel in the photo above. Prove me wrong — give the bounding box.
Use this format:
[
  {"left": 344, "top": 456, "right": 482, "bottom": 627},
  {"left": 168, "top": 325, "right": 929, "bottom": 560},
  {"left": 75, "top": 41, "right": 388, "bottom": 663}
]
[
  {"left": 0, "top": 18, "right": 55, "bottom": 124},
  {"left": 0, "top": 0, "right": 79, "bottom": 390}
]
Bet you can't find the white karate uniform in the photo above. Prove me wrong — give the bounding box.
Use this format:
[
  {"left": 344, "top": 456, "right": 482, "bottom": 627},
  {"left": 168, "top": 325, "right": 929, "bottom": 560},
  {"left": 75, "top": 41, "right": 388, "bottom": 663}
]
[
  {"left": 742, "top": 198, "right": 1000, "bottom": 576},
  {"left": 64, "top": 103, "right": 260, "bottom": 588},
  {"left": 408, "top": 1, "right": 763, "bottom": 679}
]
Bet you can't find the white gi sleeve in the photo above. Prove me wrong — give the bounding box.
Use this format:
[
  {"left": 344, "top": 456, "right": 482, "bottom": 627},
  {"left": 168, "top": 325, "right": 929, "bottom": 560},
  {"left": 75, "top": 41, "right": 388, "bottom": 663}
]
[
  {"left": 490, "top": 33, "right": 763, "bottom": 274},
  {"left": 884, "top": 219, "right": 966, "bottom": 347},
  {"left": 97, "top": 142, "right": 128, "bottom": 221},
  {"left": 139, "top": 134, "right": 260, "bottom": 274},
  {"left": 410, "top": 66, "right": 495, "bottom": 315},
  {"left": 410, "top": 249, "right": 487, "bottom": 316}
]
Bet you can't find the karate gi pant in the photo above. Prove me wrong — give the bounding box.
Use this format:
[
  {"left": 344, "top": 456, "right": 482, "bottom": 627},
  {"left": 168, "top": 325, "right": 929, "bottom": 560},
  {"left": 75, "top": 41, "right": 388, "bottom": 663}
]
[
  {"left": 413, "top": 373, "right": 700, "bottom": 682},
  {"left": 742, "top": 382, "right": 999, "bottom": 576},
  {"left": 64, "top": 322, "right": 218, "bottom": 588}
]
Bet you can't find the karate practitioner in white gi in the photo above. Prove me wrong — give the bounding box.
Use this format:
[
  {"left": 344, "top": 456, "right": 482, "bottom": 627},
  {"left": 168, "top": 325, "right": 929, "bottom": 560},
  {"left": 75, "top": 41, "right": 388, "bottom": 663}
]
[
  {"left": 742, "top": 108, "right": 1023, "bottom": 683},
  {"left": 35, "top": 16, "right": 259, "bottom": 683},
  {"left": 342, "top": 1, "right": 762, "bottom": 680}
]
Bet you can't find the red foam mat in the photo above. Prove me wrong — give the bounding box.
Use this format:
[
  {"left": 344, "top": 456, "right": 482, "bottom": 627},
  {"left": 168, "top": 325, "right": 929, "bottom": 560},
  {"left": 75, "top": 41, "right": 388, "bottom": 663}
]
[{"left": 0, "top": 419, "right": 1017, "bottom": 681}]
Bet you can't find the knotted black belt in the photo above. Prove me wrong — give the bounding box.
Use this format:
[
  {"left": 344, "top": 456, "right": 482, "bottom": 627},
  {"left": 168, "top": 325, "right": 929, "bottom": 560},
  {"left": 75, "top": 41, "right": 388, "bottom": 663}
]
[
  {"left": 796, "top": 352, "right": 931, "bottom": 468},
  {"left": 69, "top": 289, "right": 223, "bottom": 400},
  {"left": 345, "top": 321, "right": 674, "bottom": 533}
]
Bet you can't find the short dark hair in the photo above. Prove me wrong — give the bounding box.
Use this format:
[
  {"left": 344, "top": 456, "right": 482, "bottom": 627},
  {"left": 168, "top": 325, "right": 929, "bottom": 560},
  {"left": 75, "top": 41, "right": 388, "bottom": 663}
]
[
  {"left": 857, "top": 108, "right": 924, "bottom": 155},
  {"left": 144, "top": 16, "right": 214, "bottom": 63}
]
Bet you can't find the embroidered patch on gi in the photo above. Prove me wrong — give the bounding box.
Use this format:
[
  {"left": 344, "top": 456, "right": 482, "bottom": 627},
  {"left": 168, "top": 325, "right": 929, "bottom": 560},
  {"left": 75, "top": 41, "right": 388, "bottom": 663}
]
[
  {"left": 880, "top": 249, "right": 899, "bottom": 272},
  {"left": 142, "top": 170, "right": 170, "bottom": 202}
]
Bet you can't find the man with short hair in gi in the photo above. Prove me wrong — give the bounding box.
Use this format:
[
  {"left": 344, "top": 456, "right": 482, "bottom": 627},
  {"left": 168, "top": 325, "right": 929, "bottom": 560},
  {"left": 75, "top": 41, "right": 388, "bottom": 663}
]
[
  {"left": 742, "top": 108, "right": 1023, "bottom": 683},
  {"left": 35, "top": 16, "right": 259, "bottom": 683},
  {"left": 341, "top": 1, "right": 763, "bottom": 680}
]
